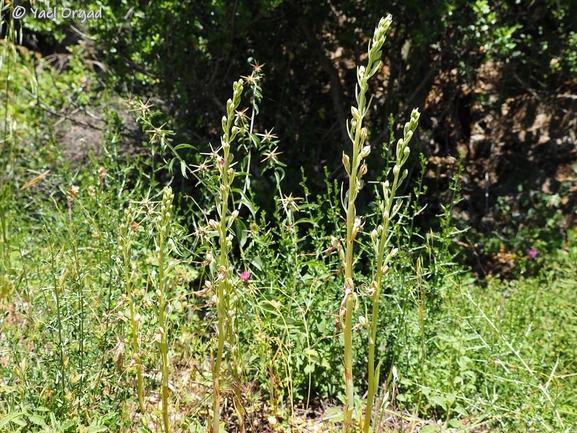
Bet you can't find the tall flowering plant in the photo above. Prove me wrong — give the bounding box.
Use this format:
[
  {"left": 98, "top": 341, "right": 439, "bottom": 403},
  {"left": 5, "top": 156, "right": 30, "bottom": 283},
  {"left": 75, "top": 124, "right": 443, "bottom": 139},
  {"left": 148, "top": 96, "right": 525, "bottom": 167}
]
[
  {"left": 209, "top": 78, "right": 245, "bottom": 433},
  {"left": 338, "top": 15, "right": 420, "bottom": 433}
]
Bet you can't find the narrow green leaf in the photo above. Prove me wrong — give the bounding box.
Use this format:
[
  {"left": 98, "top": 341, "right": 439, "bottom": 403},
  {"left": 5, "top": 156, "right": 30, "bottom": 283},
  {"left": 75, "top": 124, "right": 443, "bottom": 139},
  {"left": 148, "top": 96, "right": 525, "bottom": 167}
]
[
  {"left": 180, "top": 159, "right": 188, "bottom": 178},
  {"left": 235, "top": 218, "right": 248, "bottom": 248},
  {"left": 174, "top": 143, "right": 196, "bottom": 151},
  {"left": 325, "top": 407, "right": 344, "bottom": 423},
  {"left": 234, "top": 188, "right": 259, "bottom": 217},
  {"left": 251, "top": 256, "right": 263, "bottom": 271},
  {"left": 0, "top": 412, "right": 26, "bottom": 428}
]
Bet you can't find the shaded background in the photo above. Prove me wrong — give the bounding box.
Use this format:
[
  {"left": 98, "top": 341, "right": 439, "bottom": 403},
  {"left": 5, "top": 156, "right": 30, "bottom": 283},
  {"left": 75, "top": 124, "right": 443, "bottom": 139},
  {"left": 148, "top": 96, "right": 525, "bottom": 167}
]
[{"left": 7, "top": 0, "right": 577, "bottom": 276}]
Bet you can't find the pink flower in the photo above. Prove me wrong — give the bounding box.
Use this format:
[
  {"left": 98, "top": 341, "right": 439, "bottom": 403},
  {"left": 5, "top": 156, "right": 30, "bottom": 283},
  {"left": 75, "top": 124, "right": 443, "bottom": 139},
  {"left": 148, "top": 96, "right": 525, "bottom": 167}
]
[
  {"left": 220, "top": 159, "right": 225, "bottom": 167},
  {"left": 526, "top": 248, "right": 538, "bottom": 259},
  {"left": 239, "top": 271, "right": 250, "bottom": 282}
]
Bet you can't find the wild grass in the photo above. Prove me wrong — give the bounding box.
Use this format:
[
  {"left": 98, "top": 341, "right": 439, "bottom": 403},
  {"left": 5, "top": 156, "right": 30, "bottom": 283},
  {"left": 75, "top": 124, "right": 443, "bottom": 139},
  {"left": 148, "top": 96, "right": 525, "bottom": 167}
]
[{"left": 1, "top": 11, "right": 577, "bottom": 433}]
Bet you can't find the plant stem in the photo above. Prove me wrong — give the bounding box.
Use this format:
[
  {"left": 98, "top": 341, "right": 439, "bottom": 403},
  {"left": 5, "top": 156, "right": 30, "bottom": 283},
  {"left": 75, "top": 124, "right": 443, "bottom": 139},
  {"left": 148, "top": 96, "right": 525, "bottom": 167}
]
[
  {"left": 364, "top": 166, "right": 400, "bottom": 432},
  {"left": 212, "top": 79, "right": 244, "bottom": 433},
  {"left": 121, "top": 206, "right": 146, "bottom": 413},
  {"left": 363, "top": 107, "right": 419, "bottom": 432},
  {"left": 343, "top": 144, "right": 359, "bottom": 431},
  {"left": 157, "top": 187, "right": 174, "bottom": 433},
  {"left": 341, "top": 16, "right": 393, "bottom": 432},
  {"left": 47, "top": 237, "right": 68, "bottom": 409}
]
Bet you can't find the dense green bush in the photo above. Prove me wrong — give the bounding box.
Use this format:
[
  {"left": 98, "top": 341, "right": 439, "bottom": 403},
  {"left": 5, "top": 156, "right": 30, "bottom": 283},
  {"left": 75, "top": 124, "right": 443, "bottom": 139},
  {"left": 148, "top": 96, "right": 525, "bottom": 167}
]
[{"left": 10, "top": 0, "right": 576, "bottom": 203}]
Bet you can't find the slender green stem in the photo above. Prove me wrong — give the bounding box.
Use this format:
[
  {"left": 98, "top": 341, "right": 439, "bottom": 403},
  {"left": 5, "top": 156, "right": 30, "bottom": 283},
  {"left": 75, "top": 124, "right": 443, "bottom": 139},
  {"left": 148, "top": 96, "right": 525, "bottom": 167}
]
[
  {"left": 46, "top": 236, "right": 67, "bottom": 408},
  {"left": 364, "top": 168, "right": 400, "bottom": 432},
  {"left": 363, "top": 108, "right": 419, "bottom": 432},
  {"left": 121, "top": 207, "right": 146, "bottom": 413},
  {"left": 157, "top": 187, "right": 174, "bottom": 433},
  {"left": 159, "top": 237, "right": 169, "bottom": 433},
  {"left": 341, "top": 16, "right": 393, "bottom": 432},
  {"left": 129, "top": 276, "right": 146, "bottom": 413},
  {"left": 212, "top": 79, "right": 244, "bottom": 433}
]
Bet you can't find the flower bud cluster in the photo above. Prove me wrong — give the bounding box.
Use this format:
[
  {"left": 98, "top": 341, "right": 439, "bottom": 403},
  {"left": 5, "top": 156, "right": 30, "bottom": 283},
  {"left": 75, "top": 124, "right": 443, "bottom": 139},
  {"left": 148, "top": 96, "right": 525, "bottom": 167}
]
[
  {"left": 221, "top": 79, "right": 244, "bottom": 148},
  {"left": 343, "top": 17, "right": 396, "bottom": 209},
  {"left": 365, "top": 15, "right": 392, "bottom": 80},
  {"left": 379, "top": 108, "right": 420, "bottom": 227},
  {"left": 395, "top": 108, "right": 420, "bottom": 169},
  {"left": 118, "top": 205, "right": 139, "bottom": 271},
  {"left": 157, "top": 187, "right": 174, "bottom": 241},
  {"left": 370, "top": 105, "right": 420, "bottom": 329}
]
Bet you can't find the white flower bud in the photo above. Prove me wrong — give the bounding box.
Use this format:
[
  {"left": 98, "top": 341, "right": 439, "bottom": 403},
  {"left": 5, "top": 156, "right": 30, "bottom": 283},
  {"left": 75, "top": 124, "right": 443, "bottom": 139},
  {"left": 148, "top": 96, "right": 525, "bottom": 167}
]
[
  {"left": 404, "top": 130, "right": 413, "bottom": 143},
  {"left": 360, "top": 145, "right": 371, "bottom": 159},
  {"left": 351, "top": 106, "right": 359, "bottom": 118},
  {"left": 331, "top": 236, "right": 340, "bottom": 248},
  {"left": 404, "top": 122, "right": 411, "bottom": 136},
  {"left": 396, "top": 139, "right": 404, "bottom": 159},
  {"left": 370, "top": 229, "right": 378, "bottom": 245}
]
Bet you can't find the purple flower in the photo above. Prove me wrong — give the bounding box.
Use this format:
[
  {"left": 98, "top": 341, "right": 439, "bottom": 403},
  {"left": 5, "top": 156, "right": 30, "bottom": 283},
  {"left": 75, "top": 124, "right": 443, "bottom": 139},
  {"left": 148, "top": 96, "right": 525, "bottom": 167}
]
[
  {"left": 239, "top": 271, "right": 250, "bottom": 282},
  {"left": 526, "top": 248, "right": 538, "bottom": 259}
]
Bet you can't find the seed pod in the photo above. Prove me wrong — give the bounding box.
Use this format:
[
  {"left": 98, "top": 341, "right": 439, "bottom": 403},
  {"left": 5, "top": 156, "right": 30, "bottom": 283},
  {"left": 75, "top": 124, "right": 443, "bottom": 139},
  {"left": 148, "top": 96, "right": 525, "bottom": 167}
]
[{"left": 342, "top": 152, "right": 351, "bottom": 174}]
